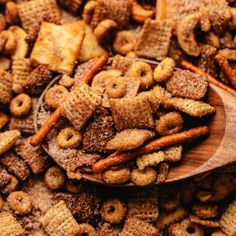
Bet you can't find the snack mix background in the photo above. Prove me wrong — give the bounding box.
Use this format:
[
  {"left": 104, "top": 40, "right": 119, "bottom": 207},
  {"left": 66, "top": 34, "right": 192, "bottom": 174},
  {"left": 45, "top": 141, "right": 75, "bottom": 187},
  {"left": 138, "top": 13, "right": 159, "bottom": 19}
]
[{"left": 0, "top": 0, "right": 235, "bottom": 235}]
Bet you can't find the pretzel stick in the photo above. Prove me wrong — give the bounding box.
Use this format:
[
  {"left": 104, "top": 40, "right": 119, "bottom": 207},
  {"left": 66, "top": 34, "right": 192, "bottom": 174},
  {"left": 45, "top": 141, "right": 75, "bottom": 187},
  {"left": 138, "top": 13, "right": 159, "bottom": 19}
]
[
  {"left": 30, "top": 107, "right": 61, "bottom": 146},
  {"left": 156, "top": 0, "right": 166, "bottom": 21},
  {"left": 92, "top": 126, "right": 209, "bottom": 173},
  {"left": 180, "top": 60, "right": 236, "bottom": 97},
  {"left": 83, "top": 52, "right": 109, "bottom": 84},
  {"left": 215, "top": 53, "right": 236, "bottom": 89}
]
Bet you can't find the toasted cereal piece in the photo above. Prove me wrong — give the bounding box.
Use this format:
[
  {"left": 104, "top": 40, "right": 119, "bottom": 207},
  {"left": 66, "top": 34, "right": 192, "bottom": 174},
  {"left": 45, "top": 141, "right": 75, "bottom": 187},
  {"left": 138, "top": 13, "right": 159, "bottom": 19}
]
[
  {"left": 17, "top": 0, "right": 61, "bottom": 33},
  {"left": 159, "top": 188, "right": 180, "bottom": 212},
  {"left": 168, "top": 218, "right": 204, "bottom": 236},
  {"left": 0, "top": 166, "right": 11, "bottom": 188},
  {"left": 77, "top": 223, "right": 96, "bottom": 236},
  {"left": 0, "top": 112, "right": 9, "bottom": 130},
  {"left": 12, "top": 57, "right": 32, "bottom": 94},
  {"left": 0, "top": 14, "right": 6, "bottom": 31},
  {"left": 211, "top": 174, "right": 236, "bottom": 201},
  {"left": 156, "top": 112, "right": 183, "bottom": 136},
  {"left": 110, "top": 96, "right": 154, "bottom": 131},
  {"left": 98, "top": 223, "right": 122, "bottom": 236},
  {"left": 82, "top": 1, "right": 97, "bottom": 24},
  {"left": 1, "top": 175, "right": 19, "bottom": 195},
  {"left": 102, "top": 168, "right": 131, "bottom": 185},
  {"left": 164, "top": 145, "right": 183, "bottom": 162},
  {"left": 177, "top": 13, "right": 201, "bottom": 57},
  {"left": 135, "top": 19, "right": 172, "bottom": 60},
  {"left": 0, "top": 56, "right": 10, "bottom": 70},
  {"left": 106, "top": 129, "right": 154, "bottom": 151},
  {"left": 101, "top": 199, "right": 127, "bottom": 224},
  {"left": 31, "top": 22, "right": 85, "bottom": 75},
  {"left": 192, "top": 205, "right": 218, "bottom": 219},
  {"left": 44, "top": 166, "right": 65, "bottom": 190},
  {"left": 91, "top": 0, "right": 132, "bottom": 29},
  {"left": 0, "top": 70, "right": 13, "bottom": 104},
  {"left": 40, "top": 201, "right": 79, "bottom": 236},
  {"left": 198, "top": 44, "right": 217, "bottom": 77},
  {"left": 5, "top": 1, "right": 20, "bottom": 26},
  {"left": 61, "top": 81, "right": 102, "bottom": 131},
  {"left": 82, "top": 110, "right": 115, "bottom": 153},
  {"left": 58, "top": 0, "right": 83, "bottom": 13},
  {"left": 199, "top": 5, "right": 210, "bottom": 32},
  {"left": 10, "top": 94, "right": 32, "bottom": 117},
  {"left": 207, "top": 0, "right": 231, "bottom": 35},
  {"left": 196, "top": 190, "right": 213, "bottom": 203},
  {"left": 0, "top": 153, "right": 30, "bottom": 181},
  {"left": 153, "top": 58, "right": 175, "bottom": 83},
  {"left": 121, "top": 218, "right": 158, "bottom": 236},
  {"left": 156, "top": 162, "right": 170, "bottom": 184},
  {"left": 166, "top": 70, "right": 208, "bottom": 100},
  {"left": 211, "top": 231, "right": 227, "bottom": 236},
  {"left": 156, "top": 207, "right": 187, "bottom": 230},
  {"left": 220, "top": 199, "right": 236, "bottom": 236},
  {"left": 113, "top": 29, "right": 140, "bottom": 55},
  {"left": 94, "top": 19, "right": 117, "bottom": 43},
  {"left": 59, "top": 74, "right": 74, "bottom": 88},
  {"left": 189, "top": 215, "right": 220, "bottom": 228},
  {"left": 111, "top": 55, "right": 133, "bottom": 75},
  {"left": 0, "top": 212, "right": 25, "bottom": 236},
  {"left": 131, "top": 168, "right": 157, "bottom": 186},
  {"left": 15, "top": 137, "right": 48, "bottom": 174},
  {"left": 9, "top": 98, "right": 37, "bottom": 134},
  {"left": 0, "top": 130, "right": 21, "bottom": 155},
  {"left": 127, "top": 189, "right": 158, "bottom": 223},
  {"left": 122, "top": 76, "right": 140, "bottom": 98},
  {"left": 164, "top": 97, "right": 216, "bottom": 117},
  {"left": 0, "top": 30, "right": 16, "bottom": 55},
  {"left": 91, "top": 69, "right": 122, "bottom": 96},
  {"left": 204, "top": 32, "right": 221, "bottom": 49},
  {"left": 127, "top": 61, "right": 153, "bottom": 89},
  {"left": 137, "top": 151, "right": 165, "bottom": 170},
  {"left": 45, "top": 85, "right": 69, "bottom": 110},
  {"left": 57, "top": 127, "right": 82, "bottom": 149},
  {"left": 24, "top": 65, "right": 53, "bottom": 95},
  {"left": 7, "top": 191, "right": 32, "bottom": 215}
]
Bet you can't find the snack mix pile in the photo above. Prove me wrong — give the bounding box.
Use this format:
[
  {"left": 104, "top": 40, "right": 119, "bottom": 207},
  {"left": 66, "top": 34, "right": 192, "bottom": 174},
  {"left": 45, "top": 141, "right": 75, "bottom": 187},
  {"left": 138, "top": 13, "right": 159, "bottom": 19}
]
[{"left": 0, "top": 0, "right": 235, "bottom": 235}]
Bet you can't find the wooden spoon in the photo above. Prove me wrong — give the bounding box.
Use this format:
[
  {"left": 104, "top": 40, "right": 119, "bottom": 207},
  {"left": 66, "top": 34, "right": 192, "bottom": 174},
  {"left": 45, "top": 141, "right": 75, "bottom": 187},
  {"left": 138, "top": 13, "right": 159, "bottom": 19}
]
[{"left": 34, "top": 59, "right": 236, "bottom": 186}]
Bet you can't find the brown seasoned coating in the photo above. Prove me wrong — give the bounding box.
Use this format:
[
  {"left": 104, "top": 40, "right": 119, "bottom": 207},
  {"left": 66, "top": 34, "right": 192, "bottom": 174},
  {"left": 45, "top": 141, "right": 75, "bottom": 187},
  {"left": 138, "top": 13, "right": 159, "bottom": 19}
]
[
  {"left": 0, "top": 166, "right": 11, "bottom": 188},
  {"left": 15, "top": 137, "right": 48, "bottom": 174},
  {"left": 156, "top": 162, "right": 170, "bottom": 184},
  {"left": 0, "top": 70, "right": 13, "bottom": 104},
  {"left": 61, "top": 81, "right": 102, "bottom": 131},
  {"left": 91, "top": 0, "right": 133, "bottom": 29},
  {"left": 106, "top": 129, "right": 155, "bottom": 151},
  {"left": 24, "top": 65, "right": 53, "bottom": 95},
  {"left": 111, "top": 55, "right": 133, "bottom": 75},
  {"left": 82, "top": 109, "right": 115, "bottom": 153},
  {"left": 58, "top": 0, "right": 84, "bottom": 13},
  {"left": 189, "top": 215, "right": 220, "bottom": 228},
  {"left": 5, "top": 1, "right": 20, "bottom": 26},
  {"left": 166, "top": 70, "right": 208, "bottom": 100},
  {"left": 1, "top": 175, "right": 19, "bottom": 195},
  {"left": 192, "top": 205, "right": 218, "bottom": 219},
  {"left": 0, "top": 153, "right": 30, "bottom": 181},
  {"left": 135, "top": 19, "right": 172, "bottom": 60},
  {"left": 110, "top": 96, "right": 154, "bottom": 131},
  {"left": 198, "top": 45, "right": 218, "bottom": 77},
  {"left": 98, "top": 223, "right": 122, "bottom": 236},
  {"left": 121, "top": 218, "right": 158, "bottom": 236}
]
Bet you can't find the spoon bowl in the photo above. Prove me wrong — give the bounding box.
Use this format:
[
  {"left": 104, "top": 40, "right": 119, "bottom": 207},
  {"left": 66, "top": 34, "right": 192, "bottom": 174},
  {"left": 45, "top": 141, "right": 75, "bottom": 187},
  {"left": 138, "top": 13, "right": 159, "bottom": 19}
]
[{"left": 34, "top": 58, "right": 236, "bottom": 186}]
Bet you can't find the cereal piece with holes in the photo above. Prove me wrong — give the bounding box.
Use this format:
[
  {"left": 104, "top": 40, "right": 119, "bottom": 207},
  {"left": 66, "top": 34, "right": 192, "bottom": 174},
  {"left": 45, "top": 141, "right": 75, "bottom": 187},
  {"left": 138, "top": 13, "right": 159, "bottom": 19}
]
[
  {"left": 0, "top": 70, "right": 13, "bottom": 104},
  {"left": 135, "top": 19, "right": 172, "bottom": 60},
  {"left": 10, "top": 94, "right": 32, "bottom": 117},
  {"left": 0, "top": 166, "right": 11, "bottom": 188}
]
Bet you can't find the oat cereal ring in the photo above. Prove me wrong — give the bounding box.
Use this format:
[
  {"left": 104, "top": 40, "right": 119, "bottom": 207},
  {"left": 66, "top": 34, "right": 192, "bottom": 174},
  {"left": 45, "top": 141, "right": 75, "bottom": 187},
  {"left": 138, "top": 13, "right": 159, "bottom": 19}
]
[
  {"left": 102, "top": 168, "right": 131, "bottom": 185},
  {"left": 82, "top": 1, "right": 98, "bottom": 24},
  {"left": 114, "top": 30, "right": 137, "bottom": 55},
  {"left": 10, "top": 93, "right": 32, "bottom": 117},
  {"left": 101, "top": 198, "right": 127, "bottom": 224},
  {"left": 0, "top": 112, "right": 9, "bottom": 130},
  {"left": 44, "top": 166, "right": 66, "bottom": 190},
  {"left": 77, "top": 223, "right": 96, "bottom": 236},
  {"left": 1, "top": 175, "right": 18, "bottom": 195},
  {"left": 131, "top": 168, "right": 157, "bottom": 186},
  {"left": 127, "top": 61, "right": 153, "bottom": 89},
  {"left": 106, "top": 77, "right": 126, "bottom": 99},
  {"left": 156, "top": 112, "right": 183, "bottom": 136},
  {"left": 153, "top": 58, "right": 175, "bottom": 83},
  {"left": 94, "top": 19, "right": 117, "bottom": 43},
  {"left": 92, "top": 69, "right": 122, "bottom": 96},
  {"left": 5, "top": 1, "right": 20, "bottom": 26},
  {"left": 7, "top": 191, "right": 32, "bottom": 215},
  {"left": 57, "top": 127, "right": 82, "bottom": 149},
  {"left": 0, "top": 30, "right": 16, "bottom": 55},
  {"left": 45, "top": 85, "right": 69, "bottom": 110}
]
